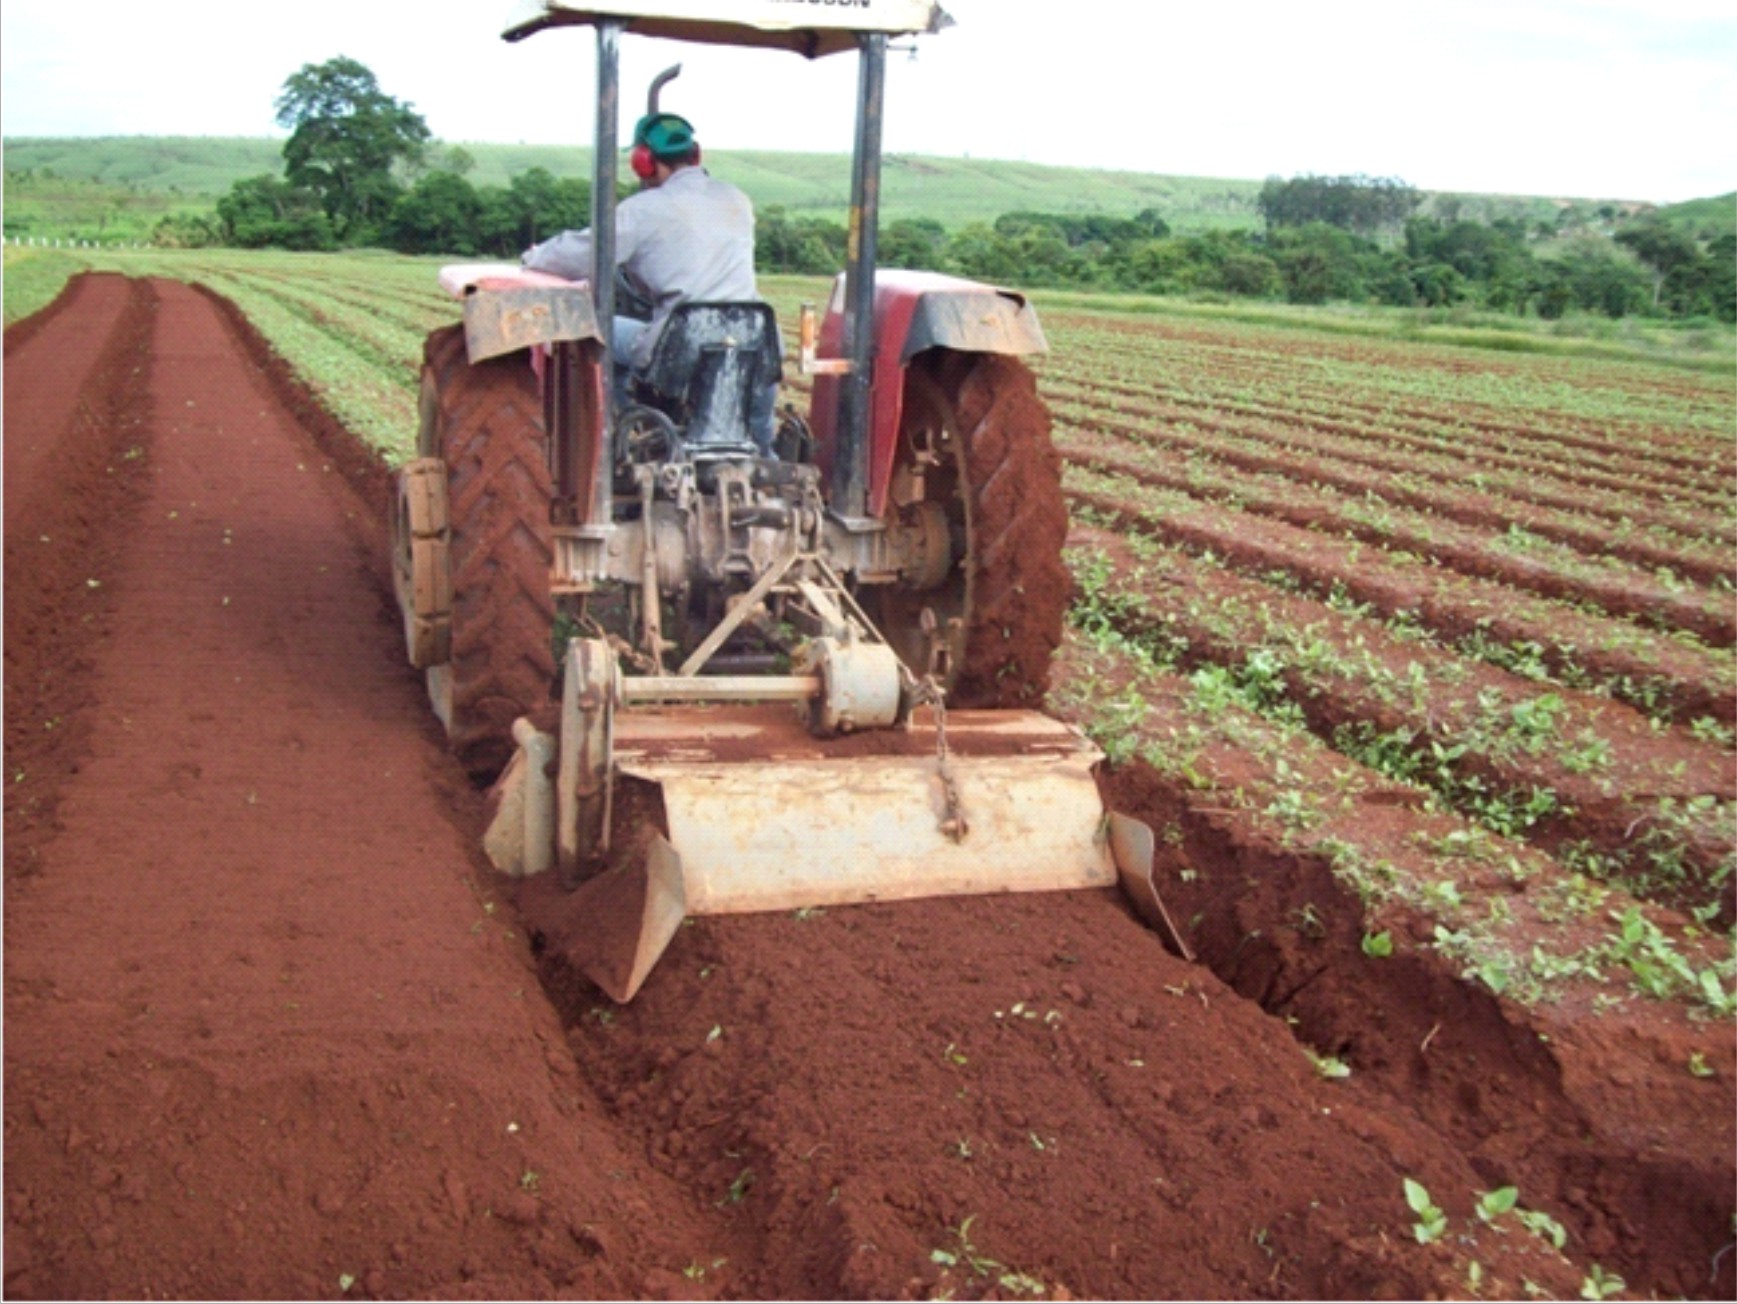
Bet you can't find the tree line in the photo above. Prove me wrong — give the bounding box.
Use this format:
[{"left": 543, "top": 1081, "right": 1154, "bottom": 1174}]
[
  {"left": 167, "top": 58, "right": 1734, "bottom": 325},
  {"left": 759, "top": 190, "right": 1733, "bottom": 323}
]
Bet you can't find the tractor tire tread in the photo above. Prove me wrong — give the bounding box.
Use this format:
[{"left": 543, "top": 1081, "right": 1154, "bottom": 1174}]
[
  {"left": 423, "top": 325, "right": 555, "bottom": 779},
  {"left": 949, "top": 353, "right": 1069, "bottom": 710}
]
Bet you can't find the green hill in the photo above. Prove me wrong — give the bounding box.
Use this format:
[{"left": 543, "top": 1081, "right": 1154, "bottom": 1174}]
[
  {"left": 1, "top": 134, "right": 1696, "bottom": 246},
  {"left": 3, "top": 135, "right": 1267, "bottom": 238}
]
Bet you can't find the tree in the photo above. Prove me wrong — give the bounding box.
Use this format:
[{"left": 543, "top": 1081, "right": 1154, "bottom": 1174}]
[
  {"left": 1259, "top": 174, "right": 1420, "bottom": 238},
  {"left": 150, "top": 212, "right": 223, "bottom": 249},
  {"left": 1216, "top": 251, "right": 1282, "bottom": 298},
  {"left": 880, "top": 217, "right": 948, "bottom": 269},
  {"left": 385, "top": 171, "right": 482, "bottom": 255},
  {"left": 1410, "top": 262, "right": 1467, "bottom": 308},
  {"left": 1536, "top": 241, "right": 1649, "bottom": 319},
  {"left": 216, "top": 174, "right": 336, "bottom": 250},
  {"left": 438, "top": 144, "right": 476, "bottom": 177},
  {"left": 755, "top": 206, "right": 847, "bottom": 274},
  {"left": 942, "top": 223, "right": 1024, "bottom": 283},
  {"left": 1705, "top": 234, "right": 1736, "bottom": 323},
  {"left": 1106, "top": 237, "right": 1191, "bottom": 293},
  {"left": 1268, "top": 222, "right": 1371, "bottom": 304},
  {"left": 1616, "top": 218, "right": 1709, "bottom": 314},
  {"left": 1132, "top": 208, "right": 1170, "bottom": 239},
  {"left": 275, "top": 56, "right": 431, "bottom": 241},
  {"left": 1404, "top": 217, "right": 1538, "bottom": 313},
  {"left": 503, "top": 167, "right": 589, "bottom": 250}
]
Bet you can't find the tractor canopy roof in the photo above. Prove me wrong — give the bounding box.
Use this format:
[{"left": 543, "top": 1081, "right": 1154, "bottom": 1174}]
[{"left": 503, "top": 0, "right": 952, "bottom": 56}]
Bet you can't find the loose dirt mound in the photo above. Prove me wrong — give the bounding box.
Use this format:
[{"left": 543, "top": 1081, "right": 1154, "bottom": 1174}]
[{"left": 4, "top": 276, "right": 1728, "bottom": 1300}]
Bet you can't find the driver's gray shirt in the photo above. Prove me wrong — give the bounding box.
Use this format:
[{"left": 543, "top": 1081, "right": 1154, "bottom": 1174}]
[{"left": 521, "top": 166, "right": 758, "bottom": 370}]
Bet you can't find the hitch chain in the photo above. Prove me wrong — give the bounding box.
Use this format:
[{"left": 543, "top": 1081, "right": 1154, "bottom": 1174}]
[{"left": 910, "top": 675, "right": 968, "bottom": 843}]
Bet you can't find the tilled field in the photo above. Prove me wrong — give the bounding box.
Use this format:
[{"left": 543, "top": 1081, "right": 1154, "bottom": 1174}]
[{"left": 4, "top": 272, "right": 1733, "bottom": 1301}]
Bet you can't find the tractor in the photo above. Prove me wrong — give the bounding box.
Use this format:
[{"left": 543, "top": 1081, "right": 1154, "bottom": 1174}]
[{"left": 390, "top": 0, "right": 1184, "bottom": 1000}]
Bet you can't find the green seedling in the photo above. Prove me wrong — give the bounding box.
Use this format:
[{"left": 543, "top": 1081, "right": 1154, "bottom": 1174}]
[
  {"left": 1404, "top": 1178, "right": 1447, "bottom": 1244},
  {"left": 930, "top": 1215, "right": 998, "bottom": 1276},
  {"left": 1305, "top": 1049, "right": 1351, "bottom": 1080},
  {"left": 1688, "top": 1051, "right": 1714, "bottom": 1078},
  {"left": 716, "top": 1168, "right": 754, "bottom": 1207},
  {"left": 1516, "top": 1206, "right": 1567, "bottom": 1250},
  {"left": 930, "top": 1215, "right": 1045, "bottom": 1296},
  {"left": 1688, "top": 717, "right": 1735, "bottom": 747},
  {"left": 1361, "top": 931, "right": 1394, "bottom": 958},
  {"left": 1476, "top": 1185, "right": 1518, "bottom": 1223},
  {"left": 1580, "top": 1264, "right": 1624, "bottom": 1300}
]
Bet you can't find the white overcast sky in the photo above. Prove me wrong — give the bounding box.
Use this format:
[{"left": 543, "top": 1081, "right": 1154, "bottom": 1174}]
[{"left": 2, "top": 1, "right": 1733, "bottom": 202}]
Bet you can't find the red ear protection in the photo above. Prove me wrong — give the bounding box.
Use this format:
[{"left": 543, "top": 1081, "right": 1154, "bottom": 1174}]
[{"left": 630, "top": 142, "right": 698, "bottom": 179}]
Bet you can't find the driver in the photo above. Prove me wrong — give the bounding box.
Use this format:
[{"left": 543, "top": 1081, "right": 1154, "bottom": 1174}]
[{"left": 522, "top": 112, "right": 778, "bottom": 454}]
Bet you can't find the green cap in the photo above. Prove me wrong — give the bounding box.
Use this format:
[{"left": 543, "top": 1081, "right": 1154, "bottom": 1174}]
[{"left": 632, "top": 113, "right": 697, "bottom": 160}]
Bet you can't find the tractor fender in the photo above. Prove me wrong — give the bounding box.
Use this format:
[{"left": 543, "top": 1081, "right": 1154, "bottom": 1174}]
[
  {"left": 809, "top": 270, "right": 1047, "bottom": 518},
  {"left": 436, "top": 263, "right": 604, "bottom": 363}
]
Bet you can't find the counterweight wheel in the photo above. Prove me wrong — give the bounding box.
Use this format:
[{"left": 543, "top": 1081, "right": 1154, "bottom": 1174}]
[
  {"left": 873, "top": 350, "right": 1069, "bottom": 709},
  {"left": 417, "top": 325, "right": 556, "bottom": 781}
]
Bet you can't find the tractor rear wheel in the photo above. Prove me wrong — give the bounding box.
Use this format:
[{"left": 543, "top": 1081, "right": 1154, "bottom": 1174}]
[
  {"left": 417, "top": 325, "right": 556, "bottom": 780},
  {"left": 873, "top": 350, "right": 1069, "bottom": 710}
]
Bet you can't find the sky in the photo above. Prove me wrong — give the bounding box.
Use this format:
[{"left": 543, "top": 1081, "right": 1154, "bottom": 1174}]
[{"left": 2, "top": 1, "right": 1733, "bottom": 203}]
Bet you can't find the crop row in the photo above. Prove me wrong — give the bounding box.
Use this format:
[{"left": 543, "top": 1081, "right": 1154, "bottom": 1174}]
[
  {"left": 1063, "top": 521, "right": 1733, "bottom": 923},
  {"left": 1046, "top": 615, "right": 1734, "bottom": 1020},
  {"left": 1041, "top": 371, "right": 1736, "bottom": 554},
  {"left": 1040, "top": 342, "right": 1736, "bottom": 514},
  {"left": 1062, "top": 459, "right": 1736, "bottom": 722},
  {"left": 1040, "top": 349, "right": 1736, "bottom": 516},
  {"left": 1043, "top": 313, "right": 1737, "bottom": 462},
  {"left": 183, "top": 267, "right": 421, "bottom": 455},
  {"left": 1055, "top": 425, "right": 1735, "bottom": 653},
  {"left": 221, "top": 264, "right": 454, "bottom": 340}
]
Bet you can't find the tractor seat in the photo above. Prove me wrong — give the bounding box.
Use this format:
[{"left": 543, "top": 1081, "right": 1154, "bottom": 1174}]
[{"left": 637, "top": 302, "right": 782, "bottom": 451}]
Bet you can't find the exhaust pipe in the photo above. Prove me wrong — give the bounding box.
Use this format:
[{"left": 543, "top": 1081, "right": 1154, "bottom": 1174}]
[{"left": 647, "top": 63, "right": 682, "bottom": 114}]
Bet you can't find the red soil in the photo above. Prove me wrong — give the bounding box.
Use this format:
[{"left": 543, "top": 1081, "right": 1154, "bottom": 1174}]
[{"left": 3, "top": 275, "right": 1729, "bottom": 1301}]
